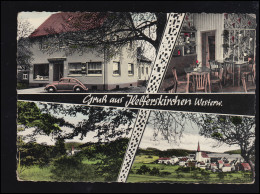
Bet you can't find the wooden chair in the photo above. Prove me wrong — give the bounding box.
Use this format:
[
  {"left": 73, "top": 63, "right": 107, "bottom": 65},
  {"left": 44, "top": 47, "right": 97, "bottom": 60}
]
[
  {"left": 241, "top": 61, "right": 255, "bottom": 92},
  {"left": 211, "top": 67, "right": 223, "bottom": 92},
  {"left": 164, "top": 67, "right": 192, "bottom": 93},
  {"left": 223, "top": 61, "right": 235, "bottom": 86},
  {"left": 209, "top": 60, "right": 220, "bottom": 76},
  {"left": 191, "top": 72, "right": 209, "bottom": 93}
]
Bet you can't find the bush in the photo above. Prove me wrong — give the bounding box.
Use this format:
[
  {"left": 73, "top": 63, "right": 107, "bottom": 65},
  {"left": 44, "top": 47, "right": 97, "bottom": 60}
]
[
  {"left": 217, "top": 172, "right": 227, "bottom": 180},
  {"left": 136, "top": 165, "right": 151, "bottom": 175},
  {"left": 160, "top": 171, "right": 171, "bottom": 176},
  {"left": 51, "top": 156, "right": 96, "bottom": 182},
  {"left": 176, "top": 172, "right": 184, "bottom": 178},
  {"left": 149, "top": 167, "right": 160, "bottom": 176},
  {"left": 17, "top": 83, "right": 29, "bottom": 89}
]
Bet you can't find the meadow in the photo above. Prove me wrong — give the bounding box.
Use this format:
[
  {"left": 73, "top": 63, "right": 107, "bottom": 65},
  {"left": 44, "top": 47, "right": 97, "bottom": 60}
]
[
  {"left": 17, "top": 158, "right": 105, "bottom": 182},
  {"left": 127, "top": 154, "right": 254, "bottom": 183}
]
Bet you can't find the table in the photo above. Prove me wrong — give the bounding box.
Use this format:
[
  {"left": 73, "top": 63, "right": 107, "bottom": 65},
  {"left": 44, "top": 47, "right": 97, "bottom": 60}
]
[{"left": 184, "top": 67, "right": 211, "bottom": 93}]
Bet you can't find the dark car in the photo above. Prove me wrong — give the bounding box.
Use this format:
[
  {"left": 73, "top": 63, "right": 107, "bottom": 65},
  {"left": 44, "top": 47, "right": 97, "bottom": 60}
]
[{"left": 45, "top": 77, "right": 88, "bottom": 93}]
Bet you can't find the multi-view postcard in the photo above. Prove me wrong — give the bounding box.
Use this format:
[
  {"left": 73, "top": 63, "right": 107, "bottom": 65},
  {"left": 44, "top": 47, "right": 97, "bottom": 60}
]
[{"left": 16, "top": 10, "right": 257, "bottom": 185}]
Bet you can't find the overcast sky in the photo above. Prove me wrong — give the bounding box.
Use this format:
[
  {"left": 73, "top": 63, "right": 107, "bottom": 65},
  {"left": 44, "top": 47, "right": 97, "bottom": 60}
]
[{"left": 18, "top": 12, "right": 57, "bottom": 31}]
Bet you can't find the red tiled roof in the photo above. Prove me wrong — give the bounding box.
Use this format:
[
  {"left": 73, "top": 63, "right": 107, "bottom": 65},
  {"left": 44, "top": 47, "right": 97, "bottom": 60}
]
[
  {"left": 241, "top": 163, "right": 251, "bottom": 170},
  {"left": 211, "top": 163, "right": 217, "bottom": 166},
  {"left": 180, "top": 157, "right": 188, "bottom": 161},
  {"left": 30, "top": 12, "right": 108, "bottom": 38},
  {"left": 218, "top": 160, "right": 224, "bottom": 164},
  {"left": 201, "top": 152, "right": 209, "bottom": 158},
  {"left": 223, "top": 163, "right": 231, "bottom": 167}
]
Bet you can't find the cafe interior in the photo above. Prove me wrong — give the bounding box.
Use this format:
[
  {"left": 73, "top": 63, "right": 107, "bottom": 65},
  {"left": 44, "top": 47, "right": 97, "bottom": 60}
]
[{"left": 161, "top": 13, "right": 256, "bottom": 93}]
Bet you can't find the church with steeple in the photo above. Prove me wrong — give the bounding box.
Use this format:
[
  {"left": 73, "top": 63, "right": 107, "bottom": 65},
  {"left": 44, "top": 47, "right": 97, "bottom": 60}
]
[{"left": 195, "top": 142, "right": 210, "bottom": 163}]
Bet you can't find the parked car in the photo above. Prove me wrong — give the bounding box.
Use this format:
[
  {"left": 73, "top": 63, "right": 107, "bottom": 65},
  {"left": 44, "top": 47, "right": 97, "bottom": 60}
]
[{"left": 45, "top": 77, "right": 88, "bottom": 93}]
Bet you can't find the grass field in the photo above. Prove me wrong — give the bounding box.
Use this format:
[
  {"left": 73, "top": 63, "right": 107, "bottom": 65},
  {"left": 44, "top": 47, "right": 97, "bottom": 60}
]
[
  {"left": 17, "top": 158, "right": 104, "bottom": 182},
  {"left": 18, "top": 165, "right": 53, "bottom": 181},
  {"left": 127, "top": 154, "right": 254, "bottom": 183}
]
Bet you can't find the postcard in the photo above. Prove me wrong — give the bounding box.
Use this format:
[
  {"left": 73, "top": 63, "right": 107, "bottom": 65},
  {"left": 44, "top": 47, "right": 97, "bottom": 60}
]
[{"left": 15, "top": 9, "right": 257, "bottom": 186}]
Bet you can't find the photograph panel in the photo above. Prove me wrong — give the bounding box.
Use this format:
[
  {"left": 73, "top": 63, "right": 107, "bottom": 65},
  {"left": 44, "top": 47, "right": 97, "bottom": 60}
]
[
  {"left": 127, "top": 111, "right": 255, "bottom": 183},
  {"left": 159, "top": 13, "right": 256, "bottom": 93},
  {"left": 17, "top": 101, "right": 138, "bottom": 182},
  {"left": 17, "top": 12, "right": 156, "bottom": 94}
]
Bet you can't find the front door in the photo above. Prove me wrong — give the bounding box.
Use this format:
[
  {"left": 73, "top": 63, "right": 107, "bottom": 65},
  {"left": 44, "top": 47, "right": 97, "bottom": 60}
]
[
  {"left": 201, "top": 31, "right": 215, "bottom": 67},
  {"left": 53, "top": 62, "right": 64, "bottom": 81}
]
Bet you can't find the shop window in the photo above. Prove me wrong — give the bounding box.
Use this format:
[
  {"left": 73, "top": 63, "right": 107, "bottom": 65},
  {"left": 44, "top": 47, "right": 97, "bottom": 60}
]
[
  {"left": 69, "top": 63, "right": 86, "bottom": 75},
  {"left": 87, "top": 62, "right": 102, "bottom": 75},
  {"left": 33, "top": 64, "right": 49, "bottom": 80},
  {"left": 128, "top": 63, "right": 134, "bottom": 75},
  {"left": 113, "top": 62, "right": 120, "bottom": 76}
]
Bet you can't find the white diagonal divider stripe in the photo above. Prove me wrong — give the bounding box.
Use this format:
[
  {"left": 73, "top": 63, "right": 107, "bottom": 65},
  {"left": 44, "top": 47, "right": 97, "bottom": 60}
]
[{"left": 117, "top": 13, "right": 185, "bottom": 183}]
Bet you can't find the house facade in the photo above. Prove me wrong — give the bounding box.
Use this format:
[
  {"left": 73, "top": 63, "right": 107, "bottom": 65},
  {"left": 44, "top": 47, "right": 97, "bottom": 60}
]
[{"left": 27, "top": 12, "right": 151, "bottom": 90}]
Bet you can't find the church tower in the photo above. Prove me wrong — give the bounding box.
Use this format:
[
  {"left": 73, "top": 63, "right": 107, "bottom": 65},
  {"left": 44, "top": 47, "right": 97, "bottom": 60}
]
[{"left": 195, "top": 142, "right": 202, "bottom": 162}]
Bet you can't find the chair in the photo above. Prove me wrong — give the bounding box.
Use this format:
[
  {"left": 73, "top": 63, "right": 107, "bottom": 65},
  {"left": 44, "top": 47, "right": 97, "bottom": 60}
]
[
  {"left": 223, "top": 61, "right": 235, "bottom": 86},
  {"left": 164, "top": 67, "right": 193, "bottom": 93},
  {"left": 191, "top": 72, "right": 209, "bottom": 93},
  {"left": 209, "top": 60, "right": 220, "bottom": 76},
  {"left": 211, "top": 67, "right": 223, "bottom": 92},
  {"left": 240, "top": 61, "right": 255, "bottom": 92}
]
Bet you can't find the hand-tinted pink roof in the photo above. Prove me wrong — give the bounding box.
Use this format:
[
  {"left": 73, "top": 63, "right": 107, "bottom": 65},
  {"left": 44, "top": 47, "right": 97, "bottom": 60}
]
[
  {"left": 218, "top": 160, "right": 224, "bottom": 164},
  {"left": 201, "top": 152, "right": 209, "bottom": 158},
  {"left": 30, "top": 12, "right": 107, "bottom": 38},
  {"left": 223, "top": 163, "right": 231, "bottom": 167},
  {"left": 241, "top": 163, "right": 251, "bottom": 170}
]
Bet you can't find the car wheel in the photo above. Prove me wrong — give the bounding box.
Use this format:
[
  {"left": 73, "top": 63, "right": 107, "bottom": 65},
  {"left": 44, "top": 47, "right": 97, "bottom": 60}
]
[
  {"left": 74, "top": 87, "right": 82, "bottom": 93},
  {"left": 47, "top": 87, "right": 55, "bottom": 93}
]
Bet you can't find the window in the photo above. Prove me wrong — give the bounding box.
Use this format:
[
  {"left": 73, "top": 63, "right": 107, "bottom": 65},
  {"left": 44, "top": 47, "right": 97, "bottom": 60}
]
[
  {"left": 23, "top": 74, "right": 28, "bottom": 80},
  {"left": 142, "top": 67, "right": 144, "bottom": 74},
  {"left": 33, "top": 64, "right": 49, "bottom": 80},
  {"left": 60, "top": 78, "right": 70, "bottom": 83},
  {"left": 128, "top": 63, "right": 134, "bottom": 75},
  {"left": 146, "top": 67, "right": 149, "bottom": 74},
  {"left": 113, "top": 62, "right": 120, "bottom": 75},
  {"left": 87, "top": 62, "right": 102, "bottom": 75},
  {"left": 69, "top": 63, "right": 85, "bottom": 75}
]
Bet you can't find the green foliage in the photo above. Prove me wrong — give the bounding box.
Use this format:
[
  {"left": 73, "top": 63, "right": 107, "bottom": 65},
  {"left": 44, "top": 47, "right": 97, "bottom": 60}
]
[
  {"left": 17, "top": 101, "right": 73, "bottom": 136},
  {"left": 79, "top": 138, "right": 129, "bottom": 181},
  {"left": 50, "top": 155, "right": 95, "bottom": 182},
  {"left": 136, "top": 165, "right": 151, "bottom": 175},
  {"left": 230, "top": 117, "right": 243, "bottom": 125},
  {"left": 217, "top": 172, "right": 227, "bottom": 180},
  {"left": 137, "top": 148, "right": 193, "bottom": 158},
  {"left": 19, "top": 142, "right": 54, "bottom": 167},
  {"left": 149, "top": 167, "right": 160, "bottom": 176},
  {"left": 17, "top": 83, "right": 29, "bottom": 89}
]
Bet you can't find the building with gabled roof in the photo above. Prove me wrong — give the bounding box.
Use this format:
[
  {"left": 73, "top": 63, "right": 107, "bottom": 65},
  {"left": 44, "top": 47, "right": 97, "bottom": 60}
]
[{"left": 26, "top": 12, "right": 151, "bottom": 90}]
